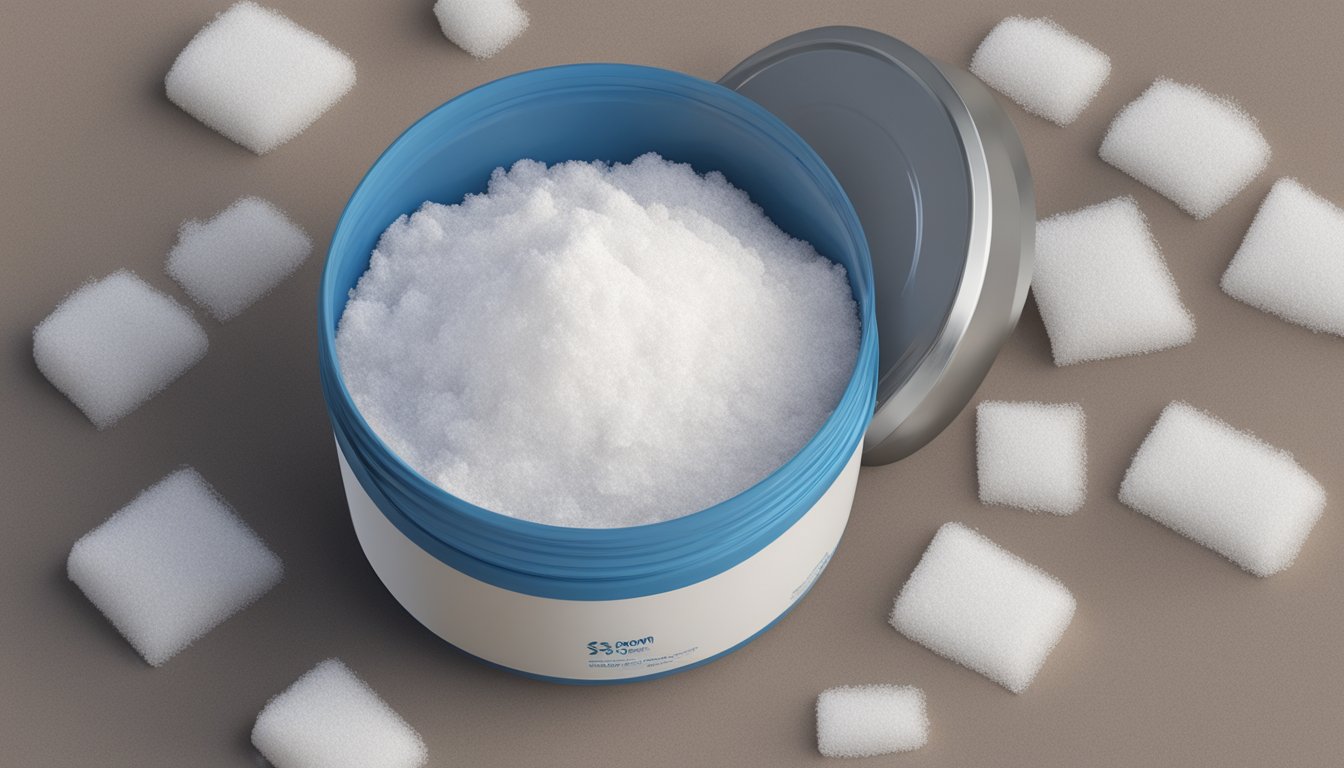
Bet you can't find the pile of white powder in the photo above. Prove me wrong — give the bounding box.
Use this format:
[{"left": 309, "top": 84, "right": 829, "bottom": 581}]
[{"left": 336, "top": 153, "right": 859, "bottom": 527}]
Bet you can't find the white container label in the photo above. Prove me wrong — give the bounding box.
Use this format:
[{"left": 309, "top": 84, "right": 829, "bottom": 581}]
[{"left": 339, "top": 441, "right": 860, "bottom": 681}]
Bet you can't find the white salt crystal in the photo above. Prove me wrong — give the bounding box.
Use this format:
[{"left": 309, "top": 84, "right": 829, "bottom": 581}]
[
  {"left": 252, "top": 659, "right": 427, "bottom": 768},
  {"left": 66, "top": 468, "right": 282, "bottom": 666},
  {"left": 434, "top": 0, "right": 529, "bottom": 59},
  {"left": 1100, "top": 79, "right": 1270, "bottom": 219},
  {"left": 335, "top": 153, "right": 860, "bottom": 527},
  {"left": 1032, "top": 197, "right": 1195, "bottom": 365},
  {"left": 890, "top": 523, "right": 1076, "bottom": 693},
  {"left": 165, "top": 2, "right": 356, "bottom": 154},
  {"left": 167, "top": 196, "right": 312, "bottom": 320},
  {"left": 1221, "top": 178, "right": 1344, "bottom": 336},
  {"left": 816, "top": 685, "right": 928, "bottom": 758},
  {"left": 970, "top": 17, "right": 1111, "bottom": 126},
  {"left": 33, "top": 271, "right": 208, "bottom": 428},
  {"left": 976, "top": 401, "right": 1086, "bottom": 515},
  {"left": 1119, "top": 402, "right": 1326, "bottom": 576}
]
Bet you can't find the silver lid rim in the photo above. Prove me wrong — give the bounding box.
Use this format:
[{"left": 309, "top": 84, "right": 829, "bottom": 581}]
[
  {"left": 720, "top": 27, "right": 1034, "bottom": 466},
  {"left": 862, "top": 57, "right": 1034, "bottom": 465}
]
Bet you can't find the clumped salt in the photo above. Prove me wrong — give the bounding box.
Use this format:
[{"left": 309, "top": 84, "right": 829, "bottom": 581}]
[
  {"left": 165, "top": 2, "right": 356, "bottom": 154},
  {"left": 970, "top": 17, "right": 1110, "bottom": 126},
  {"left": 1100, "top": 79, "right": 1270, "bottom": 219},
  {"left": 1119, "top": 402, "right": 1326, "bottom": 577},
  {"left": 816, "top": 685, "right": 928, "bottom": 758},
  {"left": 434, "top": 0, "right": 529, "bottom": 59},
  {"left": 977, "top": 401, "right": 1086, "bottom": 515},
  {"left": 252, "top": 659, "right": 427, "bottom": 768},
  {"left": 1221, "top": 179, "right": 1344, "bottom": 337},
  {"left": 1032, "top": 197, "right": 1195, "bottom": 365},
  {"left": 167, "top": 196, "right": 312, "bottom": 321},
  {"left": 336, "top": 153, "right": 859, "bottom": 527},
  {"left": 66, "top": 468, "right": 282, "bottom": 666},
  {"left": 33, "top": 271, "right": 208, "bottom": 428},
  {"left": 890, "top": 523, "right": 1076, "bottom": 693}
]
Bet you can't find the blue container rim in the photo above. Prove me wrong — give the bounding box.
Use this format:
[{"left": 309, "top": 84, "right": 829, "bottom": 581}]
[{"left": 318, "top": 63, "right": 878, "bottom": 600}]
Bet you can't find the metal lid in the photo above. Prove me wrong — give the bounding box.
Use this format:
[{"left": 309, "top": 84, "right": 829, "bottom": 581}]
[{"left": 720, "top": 26, "right": 1034, "bottom": 465}]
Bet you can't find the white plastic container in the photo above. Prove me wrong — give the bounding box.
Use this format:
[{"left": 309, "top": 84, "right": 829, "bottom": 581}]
[{"left": 319, "top": 64, "right": 879, "bottom": 683}]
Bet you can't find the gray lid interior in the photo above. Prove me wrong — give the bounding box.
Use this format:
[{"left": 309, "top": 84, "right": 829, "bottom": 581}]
[{"left": 721, "top": 26, "right": 1033, "bottom": 466}]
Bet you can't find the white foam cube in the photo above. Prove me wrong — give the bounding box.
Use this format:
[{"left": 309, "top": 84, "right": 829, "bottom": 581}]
[
  {"left": 1100, "top": 79, "right": 1270, "bottom": 219},
  {"left": 167, "top": 197, "right": 312, "bottom": 320},
  {"left": 1032, "top": 197, "right": 1195, "bottom": 365},
  {"left": 252, "top": 659, "right": 428, "bottom": 768},
  {"left": 165, "top": 2, "right": 356, "bottom": 155},
  {"left": 1221, "top": 179, "right": 1344, "bottom": 336},
  {"left": 67, "top": 468, "right": 282, "bottom": 666},
  {"left": 977, "top": 401, "right": 1086, "bottom": 515},
  {"left": 1119, "top": 402, "right": 1326, "bottom": 576},
  {"left": 434, "top": 0, "right": 529, "bottom": 59},
  {"left": 970, "top": 17, "right": 1110, "bottom": 126},
  {"left": 816, "top": 685, "right": 928, "bottom": 758},
  {"left": 890, "top": 523, "right": 1075, "bottom": 693},
  {"left": 33, "top": 271, "right": 208, "bottom": 428}
]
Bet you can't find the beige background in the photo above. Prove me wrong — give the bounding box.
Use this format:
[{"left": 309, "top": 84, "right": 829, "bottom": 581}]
[{"left": 3, "top": 0, "right": 1342, "bottom": 765}]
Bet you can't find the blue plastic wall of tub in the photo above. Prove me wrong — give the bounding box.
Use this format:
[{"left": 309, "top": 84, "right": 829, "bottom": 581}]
[{"left": 318, "top": 64, "right": 878, "bottom": 602}]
